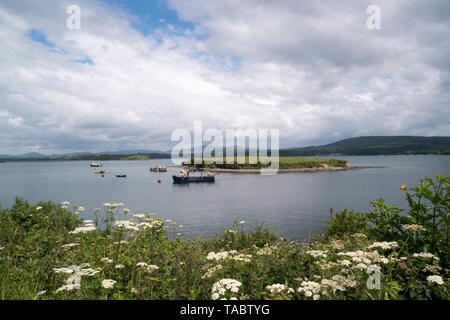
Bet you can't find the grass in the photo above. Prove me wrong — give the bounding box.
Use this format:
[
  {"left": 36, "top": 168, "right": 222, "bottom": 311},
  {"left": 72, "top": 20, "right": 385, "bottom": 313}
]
[
  {"left": 119, "top": 155, "right": 151, "bottom": 161},
  {"left": 0, "top": 175, "right": 448, "bottom": 300},
  {"left": 184, "top": 156, "right": 349, "bottom": 170}
]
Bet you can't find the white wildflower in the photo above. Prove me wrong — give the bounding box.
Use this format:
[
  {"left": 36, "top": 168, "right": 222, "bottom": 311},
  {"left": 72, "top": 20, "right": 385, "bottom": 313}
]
[
  {"left": 102, "top": 279, "right": 117, "bottom": 289},
  {"left": 101, "top": 257, "right": 113, "bottom": 264},
  {"left": 427, "top": 275, "right": 444, "bottom": 285},
  {"left": 368, "top": 241, "right": 398, "bottom": 250}
]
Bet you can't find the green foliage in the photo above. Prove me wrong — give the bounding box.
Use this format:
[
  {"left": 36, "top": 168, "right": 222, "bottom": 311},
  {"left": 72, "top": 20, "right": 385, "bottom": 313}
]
[
  {"left": 324, "top": 207, "right": 368, "bottom": 237},
  {"left": 405, "top": 174, "right": 450, "bottom": 265},
  {"left": 367, "top": 198, "right": 407, "bottom": 241}
]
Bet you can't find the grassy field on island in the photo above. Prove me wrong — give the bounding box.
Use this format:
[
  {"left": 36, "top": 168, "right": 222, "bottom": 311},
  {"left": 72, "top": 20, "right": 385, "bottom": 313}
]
[
  {"left": 0, "top": 175, "right": 448, "bottom": 300},
  {"left": 183, "top": 156, "right": 349, "bottom": 170},
  {"left": 119, "top": 155, "right": 151, "bottom": 161}
]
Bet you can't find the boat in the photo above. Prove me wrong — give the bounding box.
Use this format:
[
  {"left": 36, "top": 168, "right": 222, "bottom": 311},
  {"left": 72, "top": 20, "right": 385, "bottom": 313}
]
[
  {"left": 172, "top": 169, "right": 215, "bottom": 184},
  {"left": 90, "top": 162, "right": 102, "bottom": 167},
  {"left": 150, "top": 166, "right": 167, "bottom": 172},
  {"left": 93, "top": 169, "right": 110, "bottom": 174},
  {"left": 116, "top": 175, "right": 127, "bottom": 178}
]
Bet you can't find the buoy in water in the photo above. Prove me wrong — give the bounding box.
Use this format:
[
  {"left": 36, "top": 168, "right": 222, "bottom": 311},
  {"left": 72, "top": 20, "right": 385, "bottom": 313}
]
[
  {"left": 400, "top": 185, "right": 406, "bottom": 190},
  {"left": 157, "top": 179, "right": 161, "bottom": 183}
]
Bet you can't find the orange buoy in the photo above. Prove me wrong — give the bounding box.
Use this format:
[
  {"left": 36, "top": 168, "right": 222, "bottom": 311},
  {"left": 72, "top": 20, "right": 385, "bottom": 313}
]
[
  {"left": 400, "top": 185, "right": 406, "bottom": 190},
  {"left": 157, "top": 179, "right": 161, "bottom": 183}
]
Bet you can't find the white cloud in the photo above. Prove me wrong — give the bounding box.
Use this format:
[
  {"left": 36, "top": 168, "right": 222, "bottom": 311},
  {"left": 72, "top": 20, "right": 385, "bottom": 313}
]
[{"left": 0, "top": 0, "right": 448, "bottom": 154}]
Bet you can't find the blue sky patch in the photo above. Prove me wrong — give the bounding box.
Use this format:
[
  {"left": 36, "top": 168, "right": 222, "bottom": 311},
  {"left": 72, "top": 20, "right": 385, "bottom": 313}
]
[
  {"left": 102, "top": 0, "right": 195, "bottom": 36},
  {"left": 72, "top": 58, "right": 94, "bottom": 65},
  {"left": 28, "top": 29, "right": 56, "bottom": 48}
]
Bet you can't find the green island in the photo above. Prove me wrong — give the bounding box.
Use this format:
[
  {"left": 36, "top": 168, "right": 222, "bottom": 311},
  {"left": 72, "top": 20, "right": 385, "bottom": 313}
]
[
  {"left": 119, "top": 155, "right": 151, "bottom": 161},
  {"left": 0, "top": 174, "right": 448, "bottom": 300},
  {"left": 183, "top": 156, "right": 350, "bottom": 172}
]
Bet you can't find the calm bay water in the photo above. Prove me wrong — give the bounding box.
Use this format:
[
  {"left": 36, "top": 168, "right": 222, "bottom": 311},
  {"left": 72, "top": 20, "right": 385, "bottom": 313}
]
[{"left": 0, "top": 155, "right": 448, "bottom": 240}]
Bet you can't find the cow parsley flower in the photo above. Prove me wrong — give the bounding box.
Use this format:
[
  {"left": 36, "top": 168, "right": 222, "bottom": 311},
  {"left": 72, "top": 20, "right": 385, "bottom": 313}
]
[
  {"left": 427, "top": 275, "right": 444, "bottom": 285},
  {"left": 102, "top": 279, "right": 117, "bottom": 289}
]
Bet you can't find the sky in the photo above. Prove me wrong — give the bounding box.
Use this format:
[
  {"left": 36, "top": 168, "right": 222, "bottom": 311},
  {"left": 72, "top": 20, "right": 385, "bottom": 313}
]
[{"left": 0, "top": 0, "right": 449, "bottom": 154}]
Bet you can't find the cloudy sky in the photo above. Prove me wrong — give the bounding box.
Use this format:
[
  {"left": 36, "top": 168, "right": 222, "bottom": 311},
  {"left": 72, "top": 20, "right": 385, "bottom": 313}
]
[{"left": 0, "top": 0, "right": 449, "bottom": 154}]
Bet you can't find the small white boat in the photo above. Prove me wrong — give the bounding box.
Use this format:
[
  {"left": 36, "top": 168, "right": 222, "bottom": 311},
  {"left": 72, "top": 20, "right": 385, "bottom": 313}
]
[
  {"left": 90, "top": 162, "right": 102, "bottom": 167},
  {"left": 150, "top": 166, "right": 167, "bottom": 172}
]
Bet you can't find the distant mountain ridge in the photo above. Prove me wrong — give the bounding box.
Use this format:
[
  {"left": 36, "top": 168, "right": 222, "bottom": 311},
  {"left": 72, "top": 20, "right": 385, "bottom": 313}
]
[
  {"left": 0, "top": 136, "right": 449, "bottom": 160},
  {"left": 280, "top": 136, "right": 450, "bottom": 156}
]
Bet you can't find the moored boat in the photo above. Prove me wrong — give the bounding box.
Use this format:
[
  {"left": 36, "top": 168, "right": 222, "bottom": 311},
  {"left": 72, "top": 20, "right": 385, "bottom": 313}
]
[
  {"left": 93, "top": 169, "right": 110, "bottom": 174},
  {"left": 90, "top": 162, "right": 102, "bottom": 167},
  {"left": 172, "top": 169, "right": 215, "bottom": 184},
  {"left": 150, "top": 166, "right": 167, "bottom": 172}
]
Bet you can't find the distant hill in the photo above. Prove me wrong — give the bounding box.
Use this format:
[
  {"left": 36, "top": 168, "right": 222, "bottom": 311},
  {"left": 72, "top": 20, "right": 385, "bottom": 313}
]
[
  {"left": 0, "top": 136, "right": 449, "bottom": 161},
  {"left": 0, "top": 151, "right": 170, "bottom": 161},
  {"left": 280, "top": 136, "right": 450, "bottom": 156}
]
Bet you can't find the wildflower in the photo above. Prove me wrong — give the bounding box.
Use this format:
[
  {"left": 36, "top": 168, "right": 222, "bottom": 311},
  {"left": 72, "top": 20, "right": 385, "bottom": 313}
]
[
  {"left": 211, "top": 279, "right": 242, "bottom": 300},
  {"left": 307, "top": 250, "right": 327, "bottom": 258},
  {"left": 101, "top": 257, "right": 113, "bottom": 264},
  {"left": 115, "top": 264, "right": 125, "bottom": 269},
  {"left": 352, "top": 263, "right": 367, "bottom": 270},
  {"left": 403, "top": 224, "right": 426, "bottom": 232},
  {"left": 102, "top": 279, "right": 117, "bottom": 289},
  {"left": 36, "top": 206, "right": 42, "bottom": 211},
  {"left": 202, "top": 265, "right": 223, "bottom": 279},
  {"left": 239, "top": 221, "right": 245, "bottom": 224},
  {"left": 78, "top": 206, "right": 85, "bottom": 211},
  {"left": 123, "top": 208, "right": 130, "bottom": 214},
  {"left": 136, "top": 262, "right": 158, "bottom": 272},
  {"left": 413, "top": 252, "right": 439, "bottom": 260},
  {"left": 136, "top": 262, "right": 148, "bottom": 268},
  {"left": 61, "top": 201, "right": 70, "bottom": 205},
  {"left": 256, "top": 244, "right": 277, "bottom": 255},
  {"left": 133, "top": 214, "right": 145, "bottom": 218},
  {"left": 179, "top": 225, "right": 183, "bottom": 228},
  {"left": 423, "top": 264, "right": 442, "bottom": 274},
  {"left": 341, "top": 260, "right": 351, "bottom": 266},
  {"left": 61, "top": 206, "right": 68, "bottom": 210},
  {"left": 112, "top": 240, "right": 129, "bottom": 245},
  {"left": 368, "top": 242, "right": 398, "bottom": 250},
  {"left": 62, "top": 243, "right": 78, "bottom": 249},
  {"left": 176, "top": 233, "right": 181, "bottom": 236},
  {"left": 212, "top": 292, "right": 220, "bottom": 300},
  {"left": 131, "top": 288, "right": 138, "bottom": 294},
  {"left": 53, "top": 267, "right": 75, "bottom": 274},
  {"left": 69, "top": 226, "right": 96, "bottom": 234},
  {"left": 330, "top": 240, "right": 345, "bottom": 250},
  {"left": 115, "top": 220, "right": 139, "bottom": 231},
  {"left": 54, "top": 265, "right": 99, "bottom": 293},
  {"left": 207, "top": 251, "right": 229, "bottom": 261},
  {"left": 427, "top": 275, "right": 444, "bottom": 285},
  {"left": 231, "top": 254, "right": 252, "bottom": 262},
  {"left": 297, "top": 281, "right": 321, "bottom": 297},
  {"left": 266, "top": 284, "right": 294, "bottom": 295}
]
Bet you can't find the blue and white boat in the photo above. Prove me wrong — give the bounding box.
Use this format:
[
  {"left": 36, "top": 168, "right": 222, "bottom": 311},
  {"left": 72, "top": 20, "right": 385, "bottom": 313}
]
[{"left": 172, "top": 169, "right": 215, "bottom": 184}]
